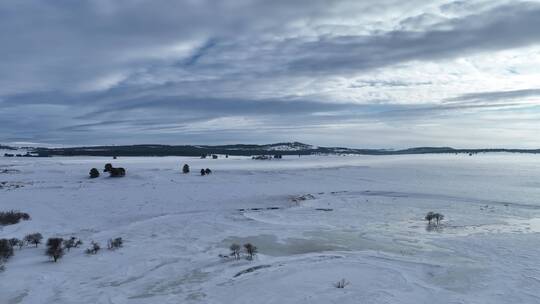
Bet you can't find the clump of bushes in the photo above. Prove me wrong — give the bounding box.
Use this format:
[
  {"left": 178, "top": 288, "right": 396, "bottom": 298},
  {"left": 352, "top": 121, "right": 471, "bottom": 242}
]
[
  {"left": 89, "top": 168, "right": 100, "bottom": 178},
  {"left": 46, "top": 238, "right": 64, "bottom": 262},
  {"left": 0, "top": 239, "right": 14, "bottom": 261},
  {"left": 199, "top": 168, "right": 212, "bottom": 176},
  {"left": 24, "top": 233, "right": 43, "bottom": 247},
  {"left": 104, "top": 163, "right": 126, "bottom": 177},
  {"left": 85, "top": 241, "right": 101, "bottom": 255},
  {"left": 107, "top": 237, "right": 123, "bottom": 250},
  {"left": 182, "top": 164, "right": 190, "bottom": 174},
  {"left": 425, "top": 212, "right": 445, "bottom": 225},
  {"left": 0, "top": 210, "right": 30, "bottom": 226}
]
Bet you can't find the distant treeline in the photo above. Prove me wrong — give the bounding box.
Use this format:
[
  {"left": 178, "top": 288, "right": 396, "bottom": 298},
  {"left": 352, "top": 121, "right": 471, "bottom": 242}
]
[
  {"left": 13, "top": 143, "right": 540, "bottom": 157},
  {"left": 0, "top": 145, "right": 16, "bottom": 150}
]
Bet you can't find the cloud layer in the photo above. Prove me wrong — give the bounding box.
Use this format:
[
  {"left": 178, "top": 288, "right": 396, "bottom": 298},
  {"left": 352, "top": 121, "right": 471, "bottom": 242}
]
[{"left": 1, "top": 0, "right": 540, "bottom": 148}]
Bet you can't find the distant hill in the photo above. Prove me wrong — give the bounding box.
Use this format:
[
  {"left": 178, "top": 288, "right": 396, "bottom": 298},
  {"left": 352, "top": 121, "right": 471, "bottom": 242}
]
[{"left": 17, "top": 142, "right": 540, "bottom": 157}]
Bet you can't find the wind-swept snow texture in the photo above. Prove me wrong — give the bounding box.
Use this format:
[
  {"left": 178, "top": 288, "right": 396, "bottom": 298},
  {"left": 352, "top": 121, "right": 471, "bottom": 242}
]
[{"left": 1, "top": 154, "right": 540, "bottom": 303}]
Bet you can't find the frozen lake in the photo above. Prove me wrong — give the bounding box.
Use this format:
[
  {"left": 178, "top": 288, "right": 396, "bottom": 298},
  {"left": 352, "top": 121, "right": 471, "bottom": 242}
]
[{"left": 1, "top": 153, "right": 540, "bottom": 303}]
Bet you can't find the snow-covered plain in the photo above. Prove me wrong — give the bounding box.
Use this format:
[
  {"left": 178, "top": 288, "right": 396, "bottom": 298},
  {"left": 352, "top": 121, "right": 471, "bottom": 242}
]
[{"left": 2, "top": 153, "right": 540, "bottom": 303}]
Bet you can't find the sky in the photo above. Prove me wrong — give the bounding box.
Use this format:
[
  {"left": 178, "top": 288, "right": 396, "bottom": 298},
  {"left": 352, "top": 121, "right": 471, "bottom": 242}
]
[{"left": 1, "top": 0, "right": 540, "bottom": 148}]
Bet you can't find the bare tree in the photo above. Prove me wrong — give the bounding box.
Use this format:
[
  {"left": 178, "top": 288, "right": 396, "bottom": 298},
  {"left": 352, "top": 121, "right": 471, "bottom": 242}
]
[
  {"left": 46, "top": 238, "right": 64, "bottom": 262},
  {"left": 243, "top": 243, "right": 258, "bottom": 260},
  {"left": 434, "top": 213, "right": 444, "bottom": 225},
  {"left": 230, "top": 243, "right": 241, "bottom": 260},
  {"left": 425, "top": 212, "right": 435, "bottom": 224},
  {"left": 24, "top": 233, "right": 43, "bottom": 247}
]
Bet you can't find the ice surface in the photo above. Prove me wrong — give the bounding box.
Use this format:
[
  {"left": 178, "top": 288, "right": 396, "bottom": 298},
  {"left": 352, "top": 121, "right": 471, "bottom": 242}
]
[{"left": 1, "top": 154, "right": 540, "bottom": 303}]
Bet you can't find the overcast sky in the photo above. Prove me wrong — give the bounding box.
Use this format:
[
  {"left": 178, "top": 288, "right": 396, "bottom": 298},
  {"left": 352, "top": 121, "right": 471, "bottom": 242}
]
[{"left": 1, "top": 0, "right": 540, "bottom": 148}]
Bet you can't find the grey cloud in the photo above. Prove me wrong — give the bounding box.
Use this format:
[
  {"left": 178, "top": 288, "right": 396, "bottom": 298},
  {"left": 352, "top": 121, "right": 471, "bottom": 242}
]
[
  {"left": 1, "top": 0, "right": 540, "bottom": 147},
  {"left": 286, "top": 2, "right": 540, "bottom": 74}
]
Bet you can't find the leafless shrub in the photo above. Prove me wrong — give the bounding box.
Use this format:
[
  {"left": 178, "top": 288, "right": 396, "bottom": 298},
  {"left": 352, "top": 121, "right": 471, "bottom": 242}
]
[
  {"left": 63, "top": 237, "right": 83, "bottom": 251},
  {"left": 107, "top": 237, "right": 123, "bottom": 250},
  {"left": 334, "top": 279, "right": 350, "bottom": 288},
  {"left": 85, "top": 241, "right": 101, "bottom": 254}
]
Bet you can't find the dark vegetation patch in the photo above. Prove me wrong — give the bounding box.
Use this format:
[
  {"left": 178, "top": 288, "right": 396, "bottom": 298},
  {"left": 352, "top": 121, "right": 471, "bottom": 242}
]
[
  {"left": 0, "top": 181, "right": 26, "bottom": 190},
  {"left": 0, "top": 210, "right": 30, "bottom": 226},
  {"left": 0, "top": 239, "right": 14, "bottom": 261},
  {"left": 290, "top": 194, "right": 316, "bottom": 203}
]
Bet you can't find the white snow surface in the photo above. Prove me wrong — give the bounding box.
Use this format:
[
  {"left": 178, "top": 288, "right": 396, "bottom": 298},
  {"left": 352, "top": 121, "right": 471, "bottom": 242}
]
[{"left": 1, "top": 154, "right": 540, "bottom": 303}]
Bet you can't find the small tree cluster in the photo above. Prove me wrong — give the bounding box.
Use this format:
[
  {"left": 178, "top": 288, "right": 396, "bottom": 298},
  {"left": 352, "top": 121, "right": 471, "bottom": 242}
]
[
  {"left": 0, "top": 210, "right": 30, "bottom": 225},
  {"left": 182, "top": 164, "right": 190, "bottom": 174},
  {"left": 200, "top": 168, "right": 212, "bottom": 176},
  {"left": 63, "top": 237, "right": 83, "bottom": 251},
  {"left": 89, "top": 168, "right": 100, "bottom": 178},
  {"left": 46, "top": 238, "right": 64, "bottom": 262},
  {"left": 1, "top": 233, "right": 90, "bottom": 266},
  {"left": 425, "top": 212, "right": 445, "bottom": 225},
  {"left": 107, "top": 237, "right": 123, "bottom": 250},
  {"left": 24, "top": 233, "right": 43, "bottom": 247},
  {"left": 85, "top": 241, "right": 101, "bottom": 254},
  {"left": 228, "top": 243, "right": 258, "bottom": 260}
]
